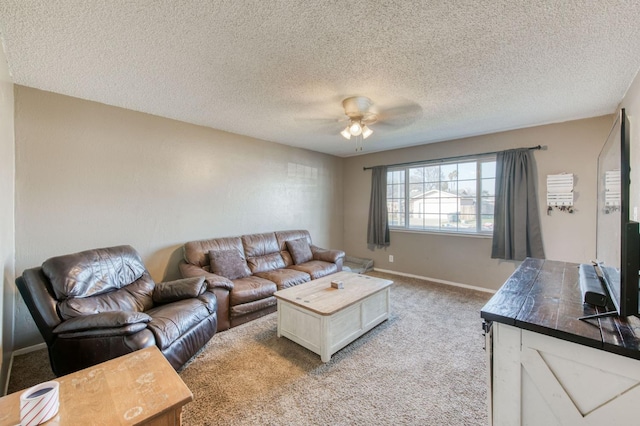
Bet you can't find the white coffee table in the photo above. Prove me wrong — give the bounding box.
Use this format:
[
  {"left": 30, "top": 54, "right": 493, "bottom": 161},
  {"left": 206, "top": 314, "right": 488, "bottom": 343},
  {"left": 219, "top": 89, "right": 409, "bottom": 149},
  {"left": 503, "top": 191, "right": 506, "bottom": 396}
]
[{"left": 274, "top": 271, "right": 393, "bottom": 362}]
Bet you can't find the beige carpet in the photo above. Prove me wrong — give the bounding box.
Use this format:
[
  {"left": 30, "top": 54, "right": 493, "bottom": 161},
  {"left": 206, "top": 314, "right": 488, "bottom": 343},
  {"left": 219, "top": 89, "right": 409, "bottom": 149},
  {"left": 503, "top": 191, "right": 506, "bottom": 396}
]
[{"left": 8, "top": 272, "right": 491, "bottom": 425}]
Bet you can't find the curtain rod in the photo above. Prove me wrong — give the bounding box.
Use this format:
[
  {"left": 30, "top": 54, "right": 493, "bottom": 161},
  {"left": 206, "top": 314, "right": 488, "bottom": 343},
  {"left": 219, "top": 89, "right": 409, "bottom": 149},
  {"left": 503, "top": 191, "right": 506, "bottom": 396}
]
[{"left": 362, "top": 145, "right": 542, "bottom": 171}]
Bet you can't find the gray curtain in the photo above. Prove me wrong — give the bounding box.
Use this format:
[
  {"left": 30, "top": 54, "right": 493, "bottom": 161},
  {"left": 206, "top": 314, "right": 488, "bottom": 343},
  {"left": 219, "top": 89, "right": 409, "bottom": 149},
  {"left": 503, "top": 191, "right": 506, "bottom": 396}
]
[
  {"left": 491, "top": 149, "right": 544, "bottom": 260},
  {"left": 367, "top": 166, "right": 390, "bottom": 248}
]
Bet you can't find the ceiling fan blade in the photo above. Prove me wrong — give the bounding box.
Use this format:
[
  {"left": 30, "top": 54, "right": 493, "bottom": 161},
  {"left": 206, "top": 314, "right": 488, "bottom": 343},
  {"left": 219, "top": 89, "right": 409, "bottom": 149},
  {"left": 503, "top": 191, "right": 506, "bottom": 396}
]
[
  {"left": 376, "top": 102, "right": 423, "bottom": 128},
  {"left": 295, "top": 116, "right": 348, "bottom": 122},
  {"left": 293, "top": 116, "right": 348, "bottom": 135}
]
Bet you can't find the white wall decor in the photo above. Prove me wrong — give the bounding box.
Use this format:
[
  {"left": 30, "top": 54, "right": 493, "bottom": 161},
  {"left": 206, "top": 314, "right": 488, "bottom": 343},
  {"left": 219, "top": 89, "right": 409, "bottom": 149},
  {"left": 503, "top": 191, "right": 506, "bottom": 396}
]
[
  {"left": 604, "top": 170, "right": 621, "bottom": 213},
  {"left": 547, "top": 173, "right": 574, "bottom": 212}
]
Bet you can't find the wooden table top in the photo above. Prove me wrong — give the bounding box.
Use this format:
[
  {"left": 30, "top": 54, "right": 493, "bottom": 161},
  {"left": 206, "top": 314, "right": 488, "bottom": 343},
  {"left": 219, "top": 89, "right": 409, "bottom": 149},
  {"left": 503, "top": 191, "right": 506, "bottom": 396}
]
[
  {"left": 274, "top": 271, "right": 393, "bottom": 315},
  {"left": 0, "top": 346, "right": 193, "bottom": 426},
  {"left": 481, "top": 258, "right": 640, "bottom": 359}
]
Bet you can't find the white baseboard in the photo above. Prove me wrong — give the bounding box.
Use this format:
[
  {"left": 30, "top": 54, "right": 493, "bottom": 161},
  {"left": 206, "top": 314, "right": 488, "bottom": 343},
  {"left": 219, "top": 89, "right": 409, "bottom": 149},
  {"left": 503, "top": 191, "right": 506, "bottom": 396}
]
[
  {"left": 3, "top": 355, "right": 13, "bottom": 396},
  {"left": 4, "top": 343, "right": 48, "bottom": 395},
  {"left": 12, "top": 343, "right": 46, "bottom": 357},
  {"left": 373, "top": 268, "right": 496, "bottom": 294}
]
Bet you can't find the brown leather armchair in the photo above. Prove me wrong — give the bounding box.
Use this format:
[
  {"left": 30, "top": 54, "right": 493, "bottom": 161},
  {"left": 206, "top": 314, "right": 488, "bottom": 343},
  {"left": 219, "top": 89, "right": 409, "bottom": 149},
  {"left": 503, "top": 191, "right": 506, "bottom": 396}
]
[{"left": 16, "top": 245, "right": 218, "bottom": 376}]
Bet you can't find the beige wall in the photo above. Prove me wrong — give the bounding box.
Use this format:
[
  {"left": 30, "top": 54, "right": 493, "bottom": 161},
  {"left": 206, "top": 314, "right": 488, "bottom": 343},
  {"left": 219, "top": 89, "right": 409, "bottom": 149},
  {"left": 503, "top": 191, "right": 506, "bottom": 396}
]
[
  {"left": 13, "top": 86, "right": 344, "bottom": 348},
  {"left": 343, "top": 116, "right": 613, "bottom": 291},
  {"left": 0, "top": 44, "right": 15, "bottom": 391},
  {"left": 11, "top": 76, "right": 639, "bottom": 350}
]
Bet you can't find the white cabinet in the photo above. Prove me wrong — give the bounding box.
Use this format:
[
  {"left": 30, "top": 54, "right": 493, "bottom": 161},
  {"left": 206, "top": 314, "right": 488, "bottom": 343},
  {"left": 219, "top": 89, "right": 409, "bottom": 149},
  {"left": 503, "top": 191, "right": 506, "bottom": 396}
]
[{"left": 488, "top": 322, "right": 640, "bottom": 425}]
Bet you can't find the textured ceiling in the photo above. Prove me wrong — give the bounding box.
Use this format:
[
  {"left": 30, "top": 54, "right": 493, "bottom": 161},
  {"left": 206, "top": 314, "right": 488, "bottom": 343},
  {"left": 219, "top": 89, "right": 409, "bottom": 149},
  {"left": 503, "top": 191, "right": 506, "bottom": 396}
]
[{"left": 1, "top": 1, "right": 640, "bottom": 157}]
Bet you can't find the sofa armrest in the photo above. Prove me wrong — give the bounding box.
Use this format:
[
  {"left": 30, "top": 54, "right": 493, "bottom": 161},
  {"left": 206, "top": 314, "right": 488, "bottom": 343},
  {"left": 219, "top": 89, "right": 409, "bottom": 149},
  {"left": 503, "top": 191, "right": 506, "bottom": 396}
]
[
  {"left": 179, "top": 260, "right": 234, "bottom": 291},
  {"left": 53, "top": 311, "right": 151, "bottom": 334},
  {"left": 153, "top": 276, "right": 206, "bottom": 304},
  {"left": 310, "top": 245, "right": 346, "bottom": 264}
]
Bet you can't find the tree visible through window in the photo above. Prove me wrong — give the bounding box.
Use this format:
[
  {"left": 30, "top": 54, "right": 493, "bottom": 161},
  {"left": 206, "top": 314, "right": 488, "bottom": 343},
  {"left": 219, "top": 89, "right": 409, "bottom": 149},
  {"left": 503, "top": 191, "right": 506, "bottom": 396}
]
[{"left": 387, "top": 156, "right": 496, "bottom": 234}]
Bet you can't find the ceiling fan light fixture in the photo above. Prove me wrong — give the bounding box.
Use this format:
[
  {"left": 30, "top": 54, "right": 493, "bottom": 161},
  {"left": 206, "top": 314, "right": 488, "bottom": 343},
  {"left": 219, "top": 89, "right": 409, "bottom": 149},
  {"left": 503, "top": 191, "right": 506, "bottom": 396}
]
[
  {"left": 362, "top": 125, "right": 373, "bottom": 139},
  {"left": 349, "top": 121, "right": 362, "bottom": 136},
  {"left": 337, "top": 96, "right": 384, "bottom": 148}
]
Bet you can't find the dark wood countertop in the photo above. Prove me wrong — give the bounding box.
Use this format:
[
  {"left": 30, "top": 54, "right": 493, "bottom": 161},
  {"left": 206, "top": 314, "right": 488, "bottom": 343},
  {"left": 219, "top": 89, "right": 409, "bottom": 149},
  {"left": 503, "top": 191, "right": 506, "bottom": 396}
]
[{"left": 481, "top": 258, "right": 640, "bottom": 359}]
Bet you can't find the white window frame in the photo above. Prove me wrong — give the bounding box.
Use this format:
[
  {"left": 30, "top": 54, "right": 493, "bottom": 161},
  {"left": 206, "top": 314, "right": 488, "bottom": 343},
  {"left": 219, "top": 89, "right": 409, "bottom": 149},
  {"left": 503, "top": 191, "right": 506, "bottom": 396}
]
[{"left": 387, "top": 155, "right": 496, "bottom": 235}]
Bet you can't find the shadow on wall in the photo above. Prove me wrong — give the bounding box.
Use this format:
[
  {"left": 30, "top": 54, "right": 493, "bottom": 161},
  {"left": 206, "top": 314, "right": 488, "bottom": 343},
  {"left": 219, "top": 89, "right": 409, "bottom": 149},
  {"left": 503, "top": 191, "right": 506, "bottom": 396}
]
[{"left": 161, "top": 246, "right": 186, "bottom": 282}]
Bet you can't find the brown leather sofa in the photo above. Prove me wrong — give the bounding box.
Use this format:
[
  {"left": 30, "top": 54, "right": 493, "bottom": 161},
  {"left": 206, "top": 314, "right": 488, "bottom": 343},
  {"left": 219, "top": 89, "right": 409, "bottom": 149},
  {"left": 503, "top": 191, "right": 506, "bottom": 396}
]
[
  {"left": 179, "top": 230, "right": 345, "bottom": 331},
  {"left": 16, "top": 245, "right": 218, "bottom": 376}
]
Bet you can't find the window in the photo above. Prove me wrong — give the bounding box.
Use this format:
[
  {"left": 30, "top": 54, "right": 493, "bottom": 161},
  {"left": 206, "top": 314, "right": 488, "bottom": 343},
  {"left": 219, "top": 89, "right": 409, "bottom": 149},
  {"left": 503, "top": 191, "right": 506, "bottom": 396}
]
[{"left": 387, "top": 156, "right": 496, "bottom": 234}]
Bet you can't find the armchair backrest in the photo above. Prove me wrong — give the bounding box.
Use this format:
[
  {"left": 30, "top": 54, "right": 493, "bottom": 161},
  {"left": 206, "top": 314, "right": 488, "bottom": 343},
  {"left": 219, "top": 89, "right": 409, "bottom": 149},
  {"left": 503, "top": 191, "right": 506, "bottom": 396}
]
[
  {"left": 40, "top": 245, "right": 155, "bottom": 319},
  {"left": 42, "top": 245, "right": 147, "bottom": 299}
]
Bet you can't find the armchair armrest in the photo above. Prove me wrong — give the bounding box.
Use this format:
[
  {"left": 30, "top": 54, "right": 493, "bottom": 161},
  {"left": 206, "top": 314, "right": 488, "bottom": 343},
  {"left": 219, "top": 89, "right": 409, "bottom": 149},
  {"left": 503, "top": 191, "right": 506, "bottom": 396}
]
[
  {"left": 311, "top": 245, "right": 346, "bottom": 264},
  {"left": 53, "top": 311, "right": 151, "bottom": 335},
  {"left": 153, "top": 276, "right": 206, "bottom": 304},
  {"left": 179, "top": 261, "right": 234, "bottom": 291},
  {"left": 56, "top": 323, "right": 151, "bottom": 339}
]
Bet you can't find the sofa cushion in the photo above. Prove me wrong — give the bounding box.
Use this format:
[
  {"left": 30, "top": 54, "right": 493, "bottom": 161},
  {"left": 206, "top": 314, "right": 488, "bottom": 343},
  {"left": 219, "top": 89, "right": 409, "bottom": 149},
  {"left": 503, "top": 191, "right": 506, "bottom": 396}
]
[
  {"left": 145, "top": 297, "right": 216, "bottom": 350},
  {"left": 229, "top": 276, "right": 277, "bottom": 306},
  {"left": 247, "top": 252, "right": 286, "bottom": 274},
  {"left": 58, "top": 273, "right": 156, "bottom": 320},
  {"left": 242, "top": 233, "right": 286, "bottom": 273},
  {"left": 230, "top": 296, "right": 276, "bottom": 318},
  {"left": 255, "top": 269, "right": 310, "bottom": 290},
  {"left": 288, "top": 260, "right": 338, "bottom": 280},
  {"left": 286, "top": 238, "right": 313, "bottom": 264},
  {"left": 43, "top": 245, "right": 147, "bottom": 299},
  {"left": 242, "top": 232, "right": 279, "bottom": 258},
  {"left": 183, "top": 236, "right": 244, "bottom": 268},
  {"left": 275, "top": 230, "right": 312, "bottom": 251},
  {"left": 209, "top": 249, "right": 251, "bottom": 280}
]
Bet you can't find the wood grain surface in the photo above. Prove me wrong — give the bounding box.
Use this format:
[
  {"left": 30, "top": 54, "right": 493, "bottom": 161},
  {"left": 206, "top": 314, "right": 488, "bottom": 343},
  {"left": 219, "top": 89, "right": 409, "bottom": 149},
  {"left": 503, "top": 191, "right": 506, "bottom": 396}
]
[
  {"left": 482, "top": 258, "right": 640, "bottom": 360},
  {"left": 274, "top": 271, "right": 393, "bottom": 315},
  {"left": 0, "top": 346, "right": 192, "bottom": 425}
]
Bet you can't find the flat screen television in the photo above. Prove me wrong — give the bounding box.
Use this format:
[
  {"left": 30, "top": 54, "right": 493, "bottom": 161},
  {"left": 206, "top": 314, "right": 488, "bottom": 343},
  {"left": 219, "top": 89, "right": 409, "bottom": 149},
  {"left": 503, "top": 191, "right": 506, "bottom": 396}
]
[{"left": 595, "top": 108, "right": 640, "bottom": 317}]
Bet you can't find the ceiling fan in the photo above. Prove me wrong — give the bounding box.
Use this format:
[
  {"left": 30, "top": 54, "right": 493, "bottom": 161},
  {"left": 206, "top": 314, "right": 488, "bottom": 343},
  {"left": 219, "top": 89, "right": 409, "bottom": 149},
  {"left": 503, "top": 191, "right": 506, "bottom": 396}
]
[
  {"left": 297, "top": 95, "right": 422, "bottom": 151},
  {"left": 336, "top": 96, "right": 423, "bottom": 151},
  {"left": 339, "top": 96, "right": 378, "bottom": 141}
]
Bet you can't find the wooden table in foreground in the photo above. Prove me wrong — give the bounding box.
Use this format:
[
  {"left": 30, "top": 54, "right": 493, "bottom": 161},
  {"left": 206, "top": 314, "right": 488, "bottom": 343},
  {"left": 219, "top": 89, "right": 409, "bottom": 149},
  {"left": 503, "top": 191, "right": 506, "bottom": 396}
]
[
  {"left": 0, "top": 346, "right": 193, "bottom": 426},
  {"left": 274, "top": 271, "right": 393, "bottom": 362}
]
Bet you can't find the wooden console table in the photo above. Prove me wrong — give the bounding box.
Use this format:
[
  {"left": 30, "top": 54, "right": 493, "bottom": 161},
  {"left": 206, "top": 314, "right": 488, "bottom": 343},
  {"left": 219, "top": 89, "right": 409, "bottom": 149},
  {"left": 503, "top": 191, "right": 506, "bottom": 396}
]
[
  {"left": 481, "top": 258, "right": 640, "bottom": 425},
  {"left": 0, "top": 346, "right": 193, "bottom": 426}
]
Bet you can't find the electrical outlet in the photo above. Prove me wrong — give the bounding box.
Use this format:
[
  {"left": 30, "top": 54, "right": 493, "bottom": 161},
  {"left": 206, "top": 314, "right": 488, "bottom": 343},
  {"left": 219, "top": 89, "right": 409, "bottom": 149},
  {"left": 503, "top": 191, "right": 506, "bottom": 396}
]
[{"left": 389, "top": 255, "right": 394, "bottom": 263}]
